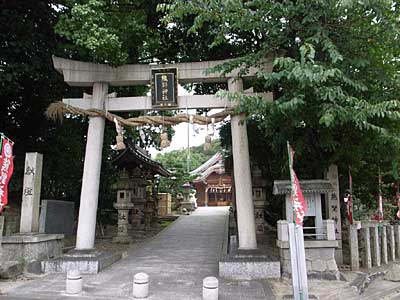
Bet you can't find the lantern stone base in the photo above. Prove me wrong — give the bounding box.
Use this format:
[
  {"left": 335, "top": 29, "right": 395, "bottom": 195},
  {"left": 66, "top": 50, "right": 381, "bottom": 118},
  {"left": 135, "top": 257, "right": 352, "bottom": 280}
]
[
  {"left": 112, "top": 235, "right": 132, "bottom": 244},
  {"left": 42, "top": 249, "right": 121, "bottom": 274},
  {"left": 180, "top": 201, "right": 194, "bottom": 212}
]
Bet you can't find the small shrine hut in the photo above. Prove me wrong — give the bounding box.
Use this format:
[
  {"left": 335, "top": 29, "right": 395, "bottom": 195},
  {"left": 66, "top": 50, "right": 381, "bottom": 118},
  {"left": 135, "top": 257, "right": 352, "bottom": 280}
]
[{"left": 112, "top": 140, "right": 171, "bottom": 243}]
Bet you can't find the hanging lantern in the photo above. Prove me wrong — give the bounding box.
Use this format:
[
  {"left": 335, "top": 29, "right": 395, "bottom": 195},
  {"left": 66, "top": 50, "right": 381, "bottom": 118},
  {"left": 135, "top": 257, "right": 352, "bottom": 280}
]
[
  {"left": 115, "top": 134, "right": 126, "bottom": 150},
  {"left": 210, "top": 117, "right": 215, "bottom": 136},
  {"left": 113, "top": 118, "right": 126, "bottom": 150},
  {"left": 160, "top": 131, "right": 170, "bottom": 149}
]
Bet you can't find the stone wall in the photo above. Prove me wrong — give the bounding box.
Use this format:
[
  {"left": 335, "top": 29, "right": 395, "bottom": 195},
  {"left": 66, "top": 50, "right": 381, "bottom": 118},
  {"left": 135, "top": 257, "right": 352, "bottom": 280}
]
[
  {"left": 279, "top": 246, "right": 339, "bottom": 280},
  {"left": 3, "top": 214, "right": 20, "bottom": 236},
  {"left": 1, "top": 234, "right": 64, "bottom": 263},
  {"left": 277, "top": 220, "right": 339, "bottom": 280}
]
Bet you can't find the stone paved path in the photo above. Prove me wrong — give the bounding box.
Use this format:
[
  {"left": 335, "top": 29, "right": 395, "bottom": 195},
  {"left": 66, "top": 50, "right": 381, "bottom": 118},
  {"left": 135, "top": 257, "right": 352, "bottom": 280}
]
[{"left": 2, "top": 207, "right": 272, "bottom": 300}]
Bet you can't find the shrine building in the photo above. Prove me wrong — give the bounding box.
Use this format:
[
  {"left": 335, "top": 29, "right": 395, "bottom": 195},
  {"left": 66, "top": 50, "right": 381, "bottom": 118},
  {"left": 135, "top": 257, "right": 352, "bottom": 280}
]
[{"left": 191, "top": 153, "right": 232, "bottom": 207}]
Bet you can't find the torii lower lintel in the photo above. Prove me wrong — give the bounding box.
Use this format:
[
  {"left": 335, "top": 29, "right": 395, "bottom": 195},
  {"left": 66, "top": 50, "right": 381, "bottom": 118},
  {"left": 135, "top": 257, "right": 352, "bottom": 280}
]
[{"left": 63, "top": 93, "right": 273, "bottom": 112}]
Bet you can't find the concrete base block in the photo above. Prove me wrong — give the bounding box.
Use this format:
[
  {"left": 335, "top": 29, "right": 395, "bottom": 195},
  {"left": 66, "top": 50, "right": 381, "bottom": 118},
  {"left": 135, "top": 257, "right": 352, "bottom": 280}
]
[
  {"left": 0, "top": 261, "right": 24, "bottom": 279},
  {"left": 42, "top": 249, "right": 121, "bottom": 274},
  {"left": 1, "top": 233, "right": 64, "bottom": 262},
  {"left": 219, "top": 251, "right": 280, "bottom": 279}
]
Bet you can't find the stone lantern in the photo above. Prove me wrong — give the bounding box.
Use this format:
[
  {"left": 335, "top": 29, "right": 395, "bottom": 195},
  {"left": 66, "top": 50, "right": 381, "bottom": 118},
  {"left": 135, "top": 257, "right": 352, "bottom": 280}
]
[
  {"left": 180, "top": 182, "right": 194, "bottom": 212},
  {"left": 113, "top": 189, "right": 134, "bottom": 243},
  {"left": 130, "top": 169, "right": 148, "bottom": 230}
]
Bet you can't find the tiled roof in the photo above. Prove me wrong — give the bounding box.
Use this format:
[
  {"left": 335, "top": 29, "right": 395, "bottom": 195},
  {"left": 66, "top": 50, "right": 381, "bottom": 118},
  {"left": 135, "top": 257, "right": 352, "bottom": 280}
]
[
  {"left": 113, "top": 140, "right": 171, "bottom": 177},
  {"left": 273, "top": 179, "right": 334, "bottom": 195}
]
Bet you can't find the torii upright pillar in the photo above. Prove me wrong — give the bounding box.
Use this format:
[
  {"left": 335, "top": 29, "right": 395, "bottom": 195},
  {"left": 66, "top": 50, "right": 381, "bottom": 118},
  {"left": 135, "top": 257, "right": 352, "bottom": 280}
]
[
  {"left": 75, "top": 82, "right": 108, "bottom": 250},
  {"left": 228, "top": 78, "right": 257, "bottom": 249}
]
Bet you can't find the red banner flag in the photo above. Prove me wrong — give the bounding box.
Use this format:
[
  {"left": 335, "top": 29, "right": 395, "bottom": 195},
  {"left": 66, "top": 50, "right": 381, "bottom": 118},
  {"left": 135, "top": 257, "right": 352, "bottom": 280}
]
[
  {"left": 0, "top": 137, "right": 14, "bottom": 214},
  {"left": 375, "top": 174, "right": 384, "bottom": 221},
  {"left": 287, "top": 142, "right": 307, "bottom": 226}
]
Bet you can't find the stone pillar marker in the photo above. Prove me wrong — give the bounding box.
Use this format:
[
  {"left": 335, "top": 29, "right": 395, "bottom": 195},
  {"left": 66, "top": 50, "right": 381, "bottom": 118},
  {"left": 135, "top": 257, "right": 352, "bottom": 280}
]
[
  {"left": 228, "top": 78, "right": 257, "bottom": 250},
  {"left": 325, "top": 165, "right": 342, "bottom": 263},
  {"left": 388, "top": 225, "right": 395, "bottom": 261},
  {"left": 362, "top": 227, "right": 372, "bottom": 269},
  {"left": 372, "top": 225, "right": 381, "bottom": 267},
  {"left": 395, "top": 225, "right": 400, "bottom": 259},
  {"left": 349, "top": 224, "right": 359, "bottom": 271},
  {"left": 20, "top": 152, "right": 43, "bottom": 233},
  {"left": 382, "top": 225, "right": 388, "bottom": 264},
  {"left": 75, "top": 82, "right": 108, "bottom": 250}
]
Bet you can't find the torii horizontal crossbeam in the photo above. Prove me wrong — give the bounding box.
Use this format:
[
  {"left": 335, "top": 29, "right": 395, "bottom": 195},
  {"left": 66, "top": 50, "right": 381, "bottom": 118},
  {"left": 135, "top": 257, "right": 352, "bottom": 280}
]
[
  {"left": 63, "top": 93, "right": 272, "bottom": 112},
  {"left": 52, "top": 56, "right": 273, "bottom": 87}
]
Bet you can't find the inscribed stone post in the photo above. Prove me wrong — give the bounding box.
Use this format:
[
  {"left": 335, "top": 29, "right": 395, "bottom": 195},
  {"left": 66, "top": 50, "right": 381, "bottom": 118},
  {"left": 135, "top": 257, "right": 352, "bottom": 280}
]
[
  {"left": 372, "top": 225, "right": 381, "bottom": 267},
  {"left": 382, "top": 226, "right": 388, "bottom": 264},
  {"left": 362, "top": 227, "right": 372, "bottom": 269},
  {"left": 325, "top": 165, "right": 343, "bottom": 264},
  {"left": 388, "top": 225, "right": 395, "bottom": 261},
  {"left": 20, "top": 153, "right": 43, "bottom": 233},
  {"left": 349, "top": 224, "right": 359, "bottom": 271},
  {"left": 395, "top": 225, "right": 400, "bottom": 259}
]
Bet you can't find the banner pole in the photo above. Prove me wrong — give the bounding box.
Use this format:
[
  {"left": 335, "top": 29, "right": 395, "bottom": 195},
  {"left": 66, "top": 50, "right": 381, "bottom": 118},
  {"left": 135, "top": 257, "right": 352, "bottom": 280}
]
[{"left": 0, "top": 132, "right": 14, "bottom": 144}]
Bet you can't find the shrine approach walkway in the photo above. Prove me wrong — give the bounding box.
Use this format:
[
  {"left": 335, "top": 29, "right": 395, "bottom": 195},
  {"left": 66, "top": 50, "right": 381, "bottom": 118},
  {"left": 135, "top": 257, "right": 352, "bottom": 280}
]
[{"left": 3, "top": 206, "right": 273, "bottom": 300}]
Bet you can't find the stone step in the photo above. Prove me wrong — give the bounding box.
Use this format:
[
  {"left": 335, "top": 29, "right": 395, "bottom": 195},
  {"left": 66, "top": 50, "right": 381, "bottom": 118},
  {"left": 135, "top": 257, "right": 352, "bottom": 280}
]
[{"left": 42, "top": 250, "right": 121, "bottom": 274}]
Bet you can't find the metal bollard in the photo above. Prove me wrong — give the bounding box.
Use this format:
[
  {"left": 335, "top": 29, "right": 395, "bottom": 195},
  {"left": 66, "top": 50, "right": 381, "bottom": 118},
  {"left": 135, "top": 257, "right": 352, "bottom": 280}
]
[
  {"left": 133, "top": 272, "right": 149, "bottom": 298},
  {"left": 202, "top": 276, "right": 218, "bottom": 300},
  {"left": 66, "top": 270, "right": 82, "bottom": 294}
]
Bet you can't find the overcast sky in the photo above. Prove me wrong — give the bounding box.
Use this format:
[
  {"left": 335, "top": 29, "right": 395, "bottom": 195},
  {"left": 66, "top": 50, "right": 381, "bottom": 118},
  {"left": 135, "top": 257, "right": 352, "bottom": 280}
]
[{"left": 148, "top": 112, "right": 222, "bottom": 158}]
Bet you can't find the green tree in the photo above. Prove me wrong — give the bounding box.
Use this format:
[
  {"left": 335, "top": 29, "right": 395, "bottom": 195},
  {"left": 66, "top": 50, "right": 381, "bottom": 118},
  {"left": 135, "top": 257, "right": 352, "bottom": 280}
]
[
  {"left": 0, "top": 1, "right": 86, "bottom": 206},
  {"left": 167, "top": 0, "right": 400, "bottom": 219},
  {"left": 155, "top": 140, "right": 220, "bottom": 196}
]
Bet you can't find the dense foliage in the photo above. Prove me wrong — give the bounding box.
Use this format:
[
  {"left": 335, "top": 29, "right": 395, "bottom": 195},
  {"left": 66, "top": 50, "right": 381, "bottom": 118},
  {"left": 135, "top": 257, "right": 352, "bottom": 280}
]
[
  {"left": 2, "top": 0, "right": 400, "bottom": 222},
  {"left": 155, "top": 140, "right": 220, "bottom": 196},
  {"left": 167, "top": 0, "right": 400, "bottom": 220},
  {"left": 0, "top": 1, "right": 164, "bottom": 210}
]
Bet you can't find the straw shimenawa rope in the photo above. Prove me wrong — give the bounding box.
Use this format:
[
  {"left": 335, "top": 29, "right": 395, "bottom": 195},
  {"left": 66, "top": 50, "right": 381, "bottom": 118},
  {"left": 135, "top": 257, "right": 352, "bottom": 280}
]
[{"left": 46, "top": 102, "right": 236, "bottom": 127}]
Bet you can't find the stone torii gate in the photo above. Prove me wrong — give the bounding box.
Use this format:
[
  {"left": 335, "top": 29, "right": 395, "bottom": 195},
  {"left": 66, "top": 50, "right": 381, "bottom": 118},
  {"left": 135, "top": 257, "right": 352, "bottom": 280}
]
[{"left": 52, "top": 56, "right": 272, "bottom": 251}]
